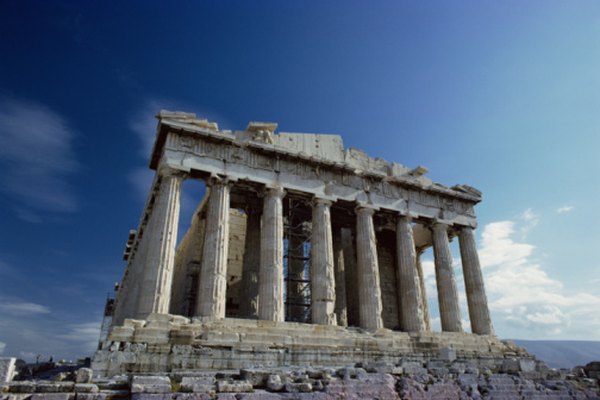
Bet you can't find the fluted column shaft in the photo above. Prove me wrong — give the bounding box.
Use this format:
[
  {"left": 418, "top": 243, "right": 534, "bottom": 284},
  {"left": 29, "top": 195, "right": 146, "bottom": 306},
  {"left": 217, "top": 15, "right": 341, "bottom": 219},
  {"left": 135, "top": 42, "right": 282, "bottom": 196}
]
[
  {"left": 355, "top": 206, "right": 384, "bottom": 330},
  {"left": 396, "top": 216, "right": 425, "bottom": 332},
  {"left": 432, "top": 222, "right": 462, "bottom": 332},
  {"left": 259, "top": 186, "right": 285, "bottom": 321},
  {"left": 310, "top": 198, "right": 337, "bottom": 325},
  {"left": 459, "top": 226, "right": 493, "bottom": 335},
  {"left": 239, "top": 204, "right": 261, "bottom": 319},
  {"left": 136, "top": 170, "right": 183, "bottom": 318},
  {"left": 333, "top": 227, "right": 348, "bottom": 326},
  {"left": 196, "top": 179, "right": 231, "bottom": 318},
  {"left": 416, "top": 249, "right": 431, "bottom": 331}
]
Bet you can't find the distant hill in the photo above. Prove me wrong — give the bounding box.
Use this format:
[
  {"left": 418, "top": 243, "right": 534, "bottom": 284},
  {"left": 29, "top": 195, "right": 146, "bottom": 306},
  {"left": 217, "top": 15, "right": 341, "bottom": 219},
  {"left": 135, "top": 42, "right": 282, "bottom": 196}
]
[{"left": 512, "top": 340, "right": 600, "bottom": 369}]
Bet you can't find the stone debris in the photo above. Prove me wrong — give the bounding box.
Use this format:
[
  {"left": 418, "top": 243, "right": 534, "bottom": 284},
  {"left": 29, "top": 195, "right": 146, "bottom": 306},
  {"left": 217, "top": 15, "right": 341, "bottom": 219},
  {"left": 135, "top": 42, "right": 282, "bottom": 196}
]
[
  {"left": 2, "top": 359, "right": 600, "bottom": 399},
  {"left": 75, "top": 368, "right": 94, "bottom": 384}
]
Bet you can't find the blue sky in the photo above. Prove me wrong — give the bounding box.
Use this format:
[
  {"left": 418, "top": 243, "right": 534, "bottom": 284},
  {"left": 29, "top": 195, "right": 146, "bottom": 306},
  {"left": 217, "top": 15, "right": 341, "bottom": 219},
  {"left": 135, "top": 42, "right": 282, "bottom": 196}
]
[{"left": 1, "top": 1, "right": 599, "bottom": 361}]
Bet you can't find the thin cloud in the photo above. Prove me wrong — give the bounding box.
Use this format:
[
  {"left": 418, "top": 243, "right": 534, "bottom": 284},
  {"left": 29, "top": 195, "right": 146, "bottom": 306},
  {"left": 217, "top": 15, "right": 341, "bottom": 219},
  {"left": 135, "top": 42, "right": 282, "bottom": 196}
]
[
  {"left": 557, "top": 206, "right": 574, "bottom": 214},
  {"left": 0, "top": 341, "right": 5, "bottom": 355},
  {"left": 519, "top": 208, "right": 539, "bottom": 239},
  {"left": 0, "top": 97, "right": 79, "bottom": 220},
  {"left": 57, "top": 321, "right": 101, "bottom": 354},
  {"left": 0, "top": 302, "right": 51, "bottom": 315}
]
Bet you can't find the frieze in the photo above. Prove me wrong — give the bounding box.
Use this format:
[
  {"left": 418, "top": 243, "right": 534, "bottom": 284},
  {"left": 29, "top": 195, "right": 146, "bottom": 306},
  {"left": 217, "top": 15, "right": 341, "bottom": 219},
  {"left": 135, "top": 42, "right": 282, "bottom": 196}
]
[{"left": 165, "top": 132, "right": 477, "bottom": 218}]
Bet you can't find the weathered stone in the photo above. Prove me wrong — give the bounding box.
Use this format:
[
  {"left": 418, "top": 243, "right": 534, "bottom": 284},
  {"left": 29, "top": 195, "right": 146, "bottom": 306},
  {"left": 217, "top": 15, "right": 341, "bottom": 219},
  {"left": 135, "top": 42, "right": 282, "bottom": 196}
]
[
  {"left": 76, "top": 368, "right": 94, "bottom": 384},
  {"left": 5, "top": 381, "right": 35, "bottom": 393},
  {"left": 216, "top": 380, "right": 253, "bottom": 393},
  {"left": 36, "top": 382, "right": 74, "bottom": 393},
  {"left": 131, "top": 376, "right": 171, "bottom": 394},
  {"left": 0, "top": 359, "right": 16, "bottom": 384},
  {"left": 74, "top": 383, "right": 99, "bottom": 393},
  {"left": 31, "top": 395, "right": 74, "bottom": 400},
  {"left": 266, "top": 374, "right": 283, "bottom": 392},
  {"left": 179, "top": 376, "right": 215, "bottom": 393}
]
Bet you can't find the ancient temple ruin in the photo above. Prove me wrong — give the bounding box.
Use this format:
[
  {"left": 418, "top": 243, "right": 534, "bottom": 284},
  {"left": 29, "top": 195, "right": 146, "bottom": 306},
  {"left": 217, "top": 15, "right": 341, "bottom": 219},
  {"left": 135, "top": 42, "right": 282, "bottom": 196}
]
[{"left": 93, "top": 111, "right": 513, "bottom": 376}]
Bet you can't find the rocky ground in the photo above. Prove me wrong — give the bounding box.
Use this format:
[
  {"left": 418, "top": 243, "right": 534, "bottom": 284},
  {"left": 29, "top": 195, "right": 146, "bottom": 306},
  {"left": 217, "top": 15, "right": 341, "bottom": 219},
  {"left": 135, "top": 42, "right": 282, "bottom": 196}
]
[{"left": 2, "top": 358, "right": 600, "bottom": 399}]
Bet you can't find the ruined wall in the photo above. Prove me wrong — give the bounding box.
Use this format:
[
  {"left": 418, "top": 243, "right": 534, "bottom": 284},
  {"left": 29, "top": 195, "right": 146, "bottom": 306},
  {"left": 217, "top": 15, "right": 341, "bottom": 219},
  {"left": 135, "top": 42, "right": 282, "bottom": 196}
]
[{"left": 225, "top": 209, "right": 246, "bottom": 317}]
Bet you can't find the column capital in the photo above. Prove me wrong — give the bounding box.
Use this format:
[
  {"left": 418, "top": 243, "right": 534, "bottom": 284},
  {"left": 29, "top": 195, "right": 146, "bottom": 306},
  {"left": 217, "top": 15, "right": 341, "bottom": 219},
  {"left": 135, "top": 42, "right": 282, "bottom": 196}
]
[
  {"left": 396, "top": 214, "right": 413, "bottom": 224},
  {"left": 264, "top": 185, "right": 286, "bottom": 199},
  {"left": 158, "top": 165, "right": 187, "bottom": 180},
  {"left": 355, "top": 203, "right": 378, "bottom": 216},
  {"left": 206, "top": 175, "right": 235, "bottom": 187},
  {"left": 430, "top": 220, "right": 451, "bottom": 232},
  {"left": 313, "top": 197, "right": 333, "bottom": 207}
]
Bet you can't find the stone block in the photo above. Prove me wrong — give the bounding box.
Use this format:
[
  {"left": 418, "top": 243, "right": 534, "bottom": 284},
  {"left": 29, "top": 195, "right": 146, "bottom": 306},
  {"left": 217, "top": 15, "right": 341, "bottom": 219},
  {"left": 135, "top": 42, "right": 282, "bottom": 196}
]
[
  {"left": 31, "top": 395, "right": 74, "bottom": 400},
  {"left": 75, "top": 368, "right": 94, "bottom": 384},
  {"left": 180, "top": 377, "right": 215, "bottom": 393},
  {"left": 439, "top": 347, "right": 456, "bottom": 362},
  {"left": 74, "top": 383, "right": 99, "bottom": 393},
  {"left": 519, "top": 358, "right": 536, "bottom": 373},
  {"left": 6, "top": 381, "right": 35, "bottom": 393},
  {"left": 35, "top": 382, "right": 75, "bottom": 393},
  {"left": 240, "top": 369, "right": 271, "bottom": 387},
  {"left": 0, "top": 359, "right": 16, "bottom": 383},
  {"left": 501, "top": 358, "right": 520, "bottom": 374},
  {"left": 284, "top": 382, "right": 312, "bottom": 393},
  {"left": 131, "top": 376, "right": 172, "bottom": 394},
  {"left": 265, "top": 374, "right": 284, "bottom": 392},
  {"left": 216, "top": 380, "right": 253, "bottom": 393}
]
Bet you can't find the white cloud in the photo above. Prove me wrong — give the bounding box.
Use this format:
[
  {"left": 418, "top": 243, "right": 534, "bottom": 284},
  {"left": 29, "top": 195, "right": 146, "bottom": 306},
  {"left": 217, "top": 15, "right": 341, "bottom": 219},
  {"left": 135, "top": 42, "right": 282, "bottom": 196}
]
[
  {"left": 0, "top": 97, "right": 79, "bottom": 220},
  {"left": 0, "top": 341, "right": 5, "bottom": 355},
  {"left": 0, "top": 302, "right": 51, "bottom": 315},
  {"left": 478, "top": 218, "right": 600, "bottom": 339},
  {"left": 419, "top": 215, "right": 600, "bottom": 339},
  {"left": 557, "top": 206, "right": 574, "bottom": 213}
]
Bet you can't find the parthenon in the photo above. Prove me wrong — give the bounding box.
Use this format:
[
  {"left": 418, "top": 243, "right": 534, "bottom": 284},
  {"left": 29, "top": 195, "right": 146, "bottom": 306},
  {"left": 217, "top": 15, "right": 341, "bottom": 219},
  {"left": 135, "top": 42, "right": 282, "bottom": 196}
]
[{"left": 94, "top": 111, "right": 508, "bottom": 375}]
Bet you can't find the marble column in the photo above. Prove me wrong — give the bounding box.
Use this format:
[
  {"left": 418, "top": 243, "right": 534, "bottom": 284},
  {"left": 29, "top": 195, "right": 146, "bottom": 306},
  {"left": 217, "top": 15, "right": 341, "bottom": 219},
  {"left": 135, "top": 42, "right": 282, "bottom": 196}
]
[
  {"left": 396, "top": 216, "right": 425, "bottom": 332},
  {"left": 459, "top": 226, "right": 493, "bottom": 335},
  {"left": 416, "top": 249, "right": 431, "bottom": 331},
  {"left": 333, "top": 227, "right": 348, "bottom": 327},
  {"left": 259, "top": 186, "right": 286, "bottom": 321},
  {"left": 431, "top": 222, "right": 462, "bottom": 332},
  {"left": 239, "top": 203, "right": 261, "bottom": 319},
  {"left": 136, "top": 169, "right": 183, "bottom": 318},
  {"left": 355, "top": 206, "right": 384, "bottom": 331},
  {"left": 310, "top": 198, "right": 337, "bottom": 325},
  {"left": 196, "top": 178, "right": 231, "bottom": 319}
]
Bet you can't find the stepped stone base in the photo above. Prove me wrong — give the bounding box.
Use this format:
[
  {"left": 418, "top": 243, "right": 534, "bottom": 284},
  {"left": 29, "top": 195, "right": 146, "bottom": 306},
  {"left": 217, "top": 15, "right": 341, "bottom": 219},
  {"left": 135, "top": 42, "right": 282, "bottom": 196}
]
[{"left": 92, "top": 314, "right": 526, "bottom": 377}]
